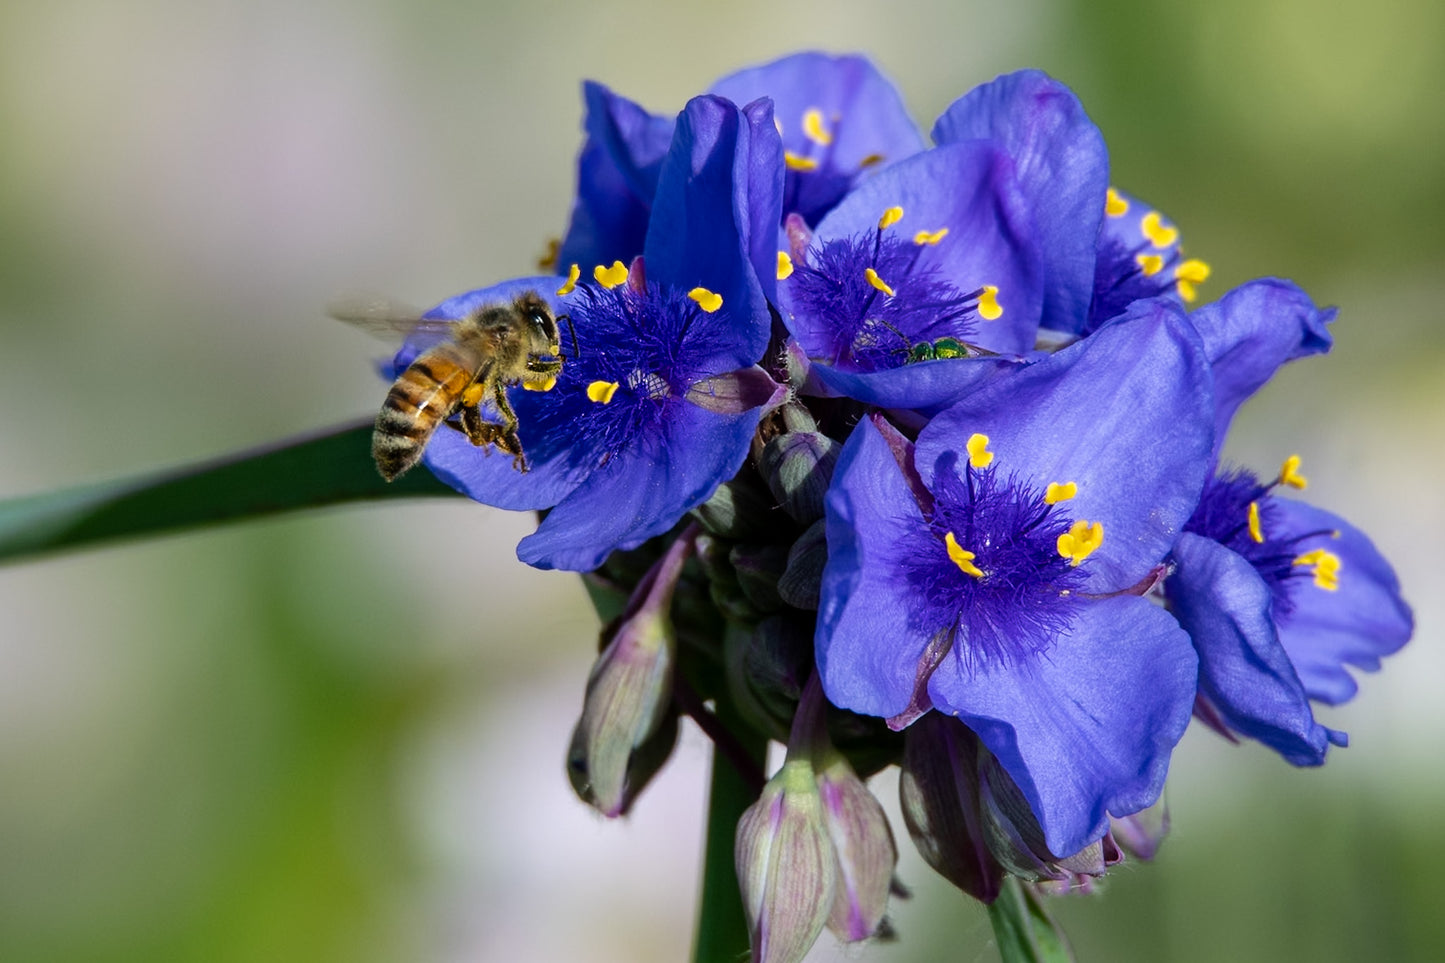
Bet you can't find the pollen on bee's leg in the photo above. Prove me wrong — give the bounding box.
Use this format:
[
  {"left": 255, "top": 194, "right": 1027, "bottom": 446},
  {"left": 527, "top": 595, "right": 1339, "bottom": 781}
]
[{"left": 461, "top": 383, "right": 485, "bottom": 407}]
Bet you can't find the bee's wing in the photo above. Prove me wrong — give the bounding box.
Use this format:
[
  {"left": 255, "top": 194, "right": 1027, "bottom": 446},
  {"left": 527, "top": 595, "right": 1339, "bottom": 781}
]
[{"left": 327, "top": 292, "right": 457, "bottom": 343}]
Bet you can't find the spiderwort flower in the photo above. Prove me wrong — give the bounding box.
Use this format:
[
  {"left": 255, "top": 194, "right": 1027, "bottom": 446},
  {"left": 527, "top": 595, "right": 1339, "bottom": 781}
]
[
  {"left": 559, "top": 51, "right": 922, "bottom": 272},
  {"left": 1166, "top": 279, "right": 1412, "bottom": 763},
  {"left": 817, "top": 298, "right": 1213, "bottom": 857},
  {"left": 776, "top": 145, "right": 1043, "bottom": 411},
  {"left": 399, "top": 95, "right": 784, "bottom": 571}
]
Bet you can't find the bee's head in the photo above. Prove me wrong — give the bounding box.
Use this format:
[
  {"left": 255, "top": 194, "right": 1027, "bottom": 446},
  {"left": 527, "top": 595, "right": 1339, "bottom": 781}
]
[{"left": 515, "top": 291, "right": 562, "bottom": 356}]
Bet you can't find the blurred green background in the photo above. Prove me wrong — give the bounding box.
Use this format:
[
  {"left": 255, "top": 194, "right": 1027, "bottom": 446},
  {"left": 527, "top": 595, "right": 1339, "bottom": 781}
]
[{"left": 0, "top": 1, "right": 1440, "bottom": 960}]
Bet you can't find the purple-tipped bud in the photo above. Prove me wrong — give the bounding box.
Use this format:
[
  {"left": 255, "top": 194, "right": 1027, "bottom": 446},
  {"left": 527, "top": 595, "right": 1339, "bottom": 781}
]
[
  {"left": 816, "top": 749, "right": 897, "bottom": 942},
  {"left": 685, "top": 364, "right": 788, "bottom": 415},
  {"left": 898, "top": 713, "right": 1004, "bottom": 904},
  {"left": 793, "top": 673, "right": 898, "bottom": 943},
  {"left": 735, "top": 758, "right": 837, "bottom": 963},
  {"left": 567, "top": 530, "right": 694, "bottom": 817},
  {"left": 1110, "top": 798, "right": 1170, "bottom": 861},
  {"left": 977, "top": 749, "right": 1121, "bottom": 887}
]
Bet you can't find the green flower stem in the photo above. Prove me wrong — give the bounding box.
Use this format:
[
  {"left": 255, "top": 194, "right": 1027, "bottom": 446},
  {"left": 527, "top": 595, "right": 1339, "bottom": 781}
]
[
  {"left": 0, "top": 420, "right": 454, "bottom": 565},
  {"left": 987, "top": 876, "right": 1075, "bottom": 963},
  {"left": 692, "top": 695, "right": 767, "bottom": 963}
]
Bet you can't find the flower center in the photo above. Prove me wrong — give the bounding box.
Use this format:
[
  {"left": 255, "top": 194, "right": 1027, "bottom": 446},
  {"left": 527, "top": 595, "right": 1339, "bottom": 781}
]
[
  {"left": 1087, "top": 189, "right": 1210, "bottom": 333},
  {"left": 1184, "top": 456, "right": 1342, "bottom": 615},
  {"left": 896, "top": 443, "right": 1094, "bottom": 674},
  {"left": 785, "top": 206, "right": 1000, "bottom": 374},
  {"left": 524, "top": 277, "right": 733, "bottom": 466}
]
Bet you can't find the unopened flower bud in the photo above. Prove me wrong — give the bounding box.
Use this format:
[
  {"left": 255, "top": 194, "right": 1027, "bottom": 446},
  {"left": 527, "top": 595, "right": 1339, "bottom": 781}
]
[
  {"left": 567, "top": 529, "right": 693, "bottom": 817},
  {"left": 694, "top": 533, "right": 765, "bottom": 622},
  {"left": 777, "top": 519, "right": 827, "bottom": 610},
  {"left": 816, "top": 749, "right": 896, "bottom": 942},
  {"left": 791, "top": 674, "right": 898, "bottom": 943},
  {"left": 725, "top": 615, "right": 812, "bottom": 740},
  {"left": 758, "top": 405, "right": 840, "bottom": 525},
  {"left": 735, "top": 759, "right": 837, "bottom": 963},
  {"left": 692, "top": 472, "right": 778, "bottom": 541},
  {"left": 898, "top": 713, "right": 1003, "bottom": 904},
  {"left": 730, "top": 542, "right": 789, "bottom": 613}
]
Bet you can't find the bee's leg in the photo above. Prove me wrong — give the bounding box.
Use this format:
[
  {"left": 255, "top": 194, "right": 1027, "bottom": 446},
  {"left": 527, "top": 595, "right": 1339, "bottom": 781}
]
[
  {"left": 457, "top": 404, "right": 494, "bottom": 446},
  {"left": 490, "top": 382, "right": 528, "bottom": 472}
]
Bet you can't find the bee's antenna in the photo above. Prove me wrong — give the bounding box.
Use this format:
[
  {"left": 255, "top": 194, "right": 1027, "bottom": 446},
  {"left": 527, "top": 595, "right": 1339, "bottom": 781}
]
[{"left": 559, "top": 313, "right": 580, "bottom": 359}]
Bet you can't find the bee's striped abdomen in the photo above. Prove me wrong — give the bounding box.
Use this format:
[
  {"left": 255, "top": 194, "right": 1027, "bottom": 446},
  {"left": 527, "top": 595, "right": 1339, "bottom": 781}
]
[{"left": 372, "top": 342, "right": 479, "bottom": 480}]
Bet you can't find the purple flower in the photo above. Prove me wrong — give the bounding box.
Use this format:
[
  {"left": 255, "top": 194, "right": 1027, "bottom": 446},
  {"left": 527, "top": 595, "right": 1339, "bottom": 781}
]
[
  {"left": 559, "top": 51, "right": 922, "bottom": 272},
  {"left": 1166, "top": 279, "right": 1412, "bottom": 762},
  {"left": 775, "top": 145, "right": 1040, "bottom": 410},
  {"left": 400, "top": 95, "right": 783, "bottom": 571},
  {"left": 817, "top": 298, "right": 1213, "bottom": 857},
  {"left": 777, "top": 70, "right": 1126, "bottom": 411}
]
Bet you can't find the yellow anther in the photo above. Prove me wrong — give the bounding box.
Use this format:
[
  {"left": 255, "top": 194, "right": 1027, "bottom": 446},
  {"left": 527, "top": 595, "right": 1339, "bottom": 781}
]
[
  {"left": 965, "top": 433, "right": 994, "bottom": 469},
  {"left": 913, "top": 227, "right": 949, "bottom": 245},
  {"left": 944, "top": 531, "right": 985, "bottom": 578},
  {"left": 878, "top": 206, "right": 905, "bottom": 229},
  {"left": 1136, "top": 253, "right": 1165, "bottom": 277},
  {"left": 784, "top": 151, "right": 819, "bottom": 172},
  {"left": 858, "top": 152, "right": 885, "bottom": 168},
  {"left": 594, "top": 261, "right": 628, "bottom": 288},
  {"left": 1247, "top": 501, "right": 1265, "bottom": 543},
  {"left": 1293, "top": 548, "right": 1341, "bottom": 591},
  {"left": 864, "top": 267, "right": 894, "bottom": 296},
  {"left": 461, "top": 383, "right": 485, "bottom": 407},
  {"left": 523, "top": 375, "right": 557, "bottom": 392},
  {"left": 1141, "top": 210, "right": 1179, "bottom": 248},
  {"left": 1057, "top": 519, "right": 1105, "bottom": 567},
  {"left": 1174, "top": 258, "right": 1211, "bottom": 302},
  {"left": 1175, "top": 258, "right": 1211, "bottom": 283},
  {"left": 1044, "top": 481, "right": 1078, "bottom": 504},
  {"left": 802, "top": 108, "right": 833, "bottom": 146},
  {"left": 1105, "top": 187, "right": 1129, "bottom": 217},
  {"left": 556, "top": 262, "right": 581, "bottom": 296},
  {"left": 688, "top": 287, "right": 723, "bottom": 312},
  {"left": 1280, "top": 455, "right": 1309, "bottom": 490},
  {"left": 586, "top": 380, "right": 620, "bottom": 404},
  {"left": 776, "top": 251, "right": 794, "bottom": 280},
  {"left": 977, "top": 285, "right": 1003, "bottom": 321}
]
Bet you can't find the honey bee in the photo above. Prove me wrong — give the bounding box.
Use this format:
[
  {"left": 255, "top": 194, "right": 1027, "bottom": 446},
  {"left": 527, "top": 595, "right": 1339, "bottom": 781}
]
[{"left": 331, "top": 290, "right": 569, "bottom": 481}]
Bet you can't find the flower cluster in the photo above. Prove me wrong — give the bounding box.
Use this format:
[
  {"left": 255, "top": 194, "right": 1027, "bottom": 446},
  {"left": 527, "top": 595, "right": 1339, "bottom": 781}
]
[{"left": 380, "top": 53, "right": 1412, "bottom": 961}]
